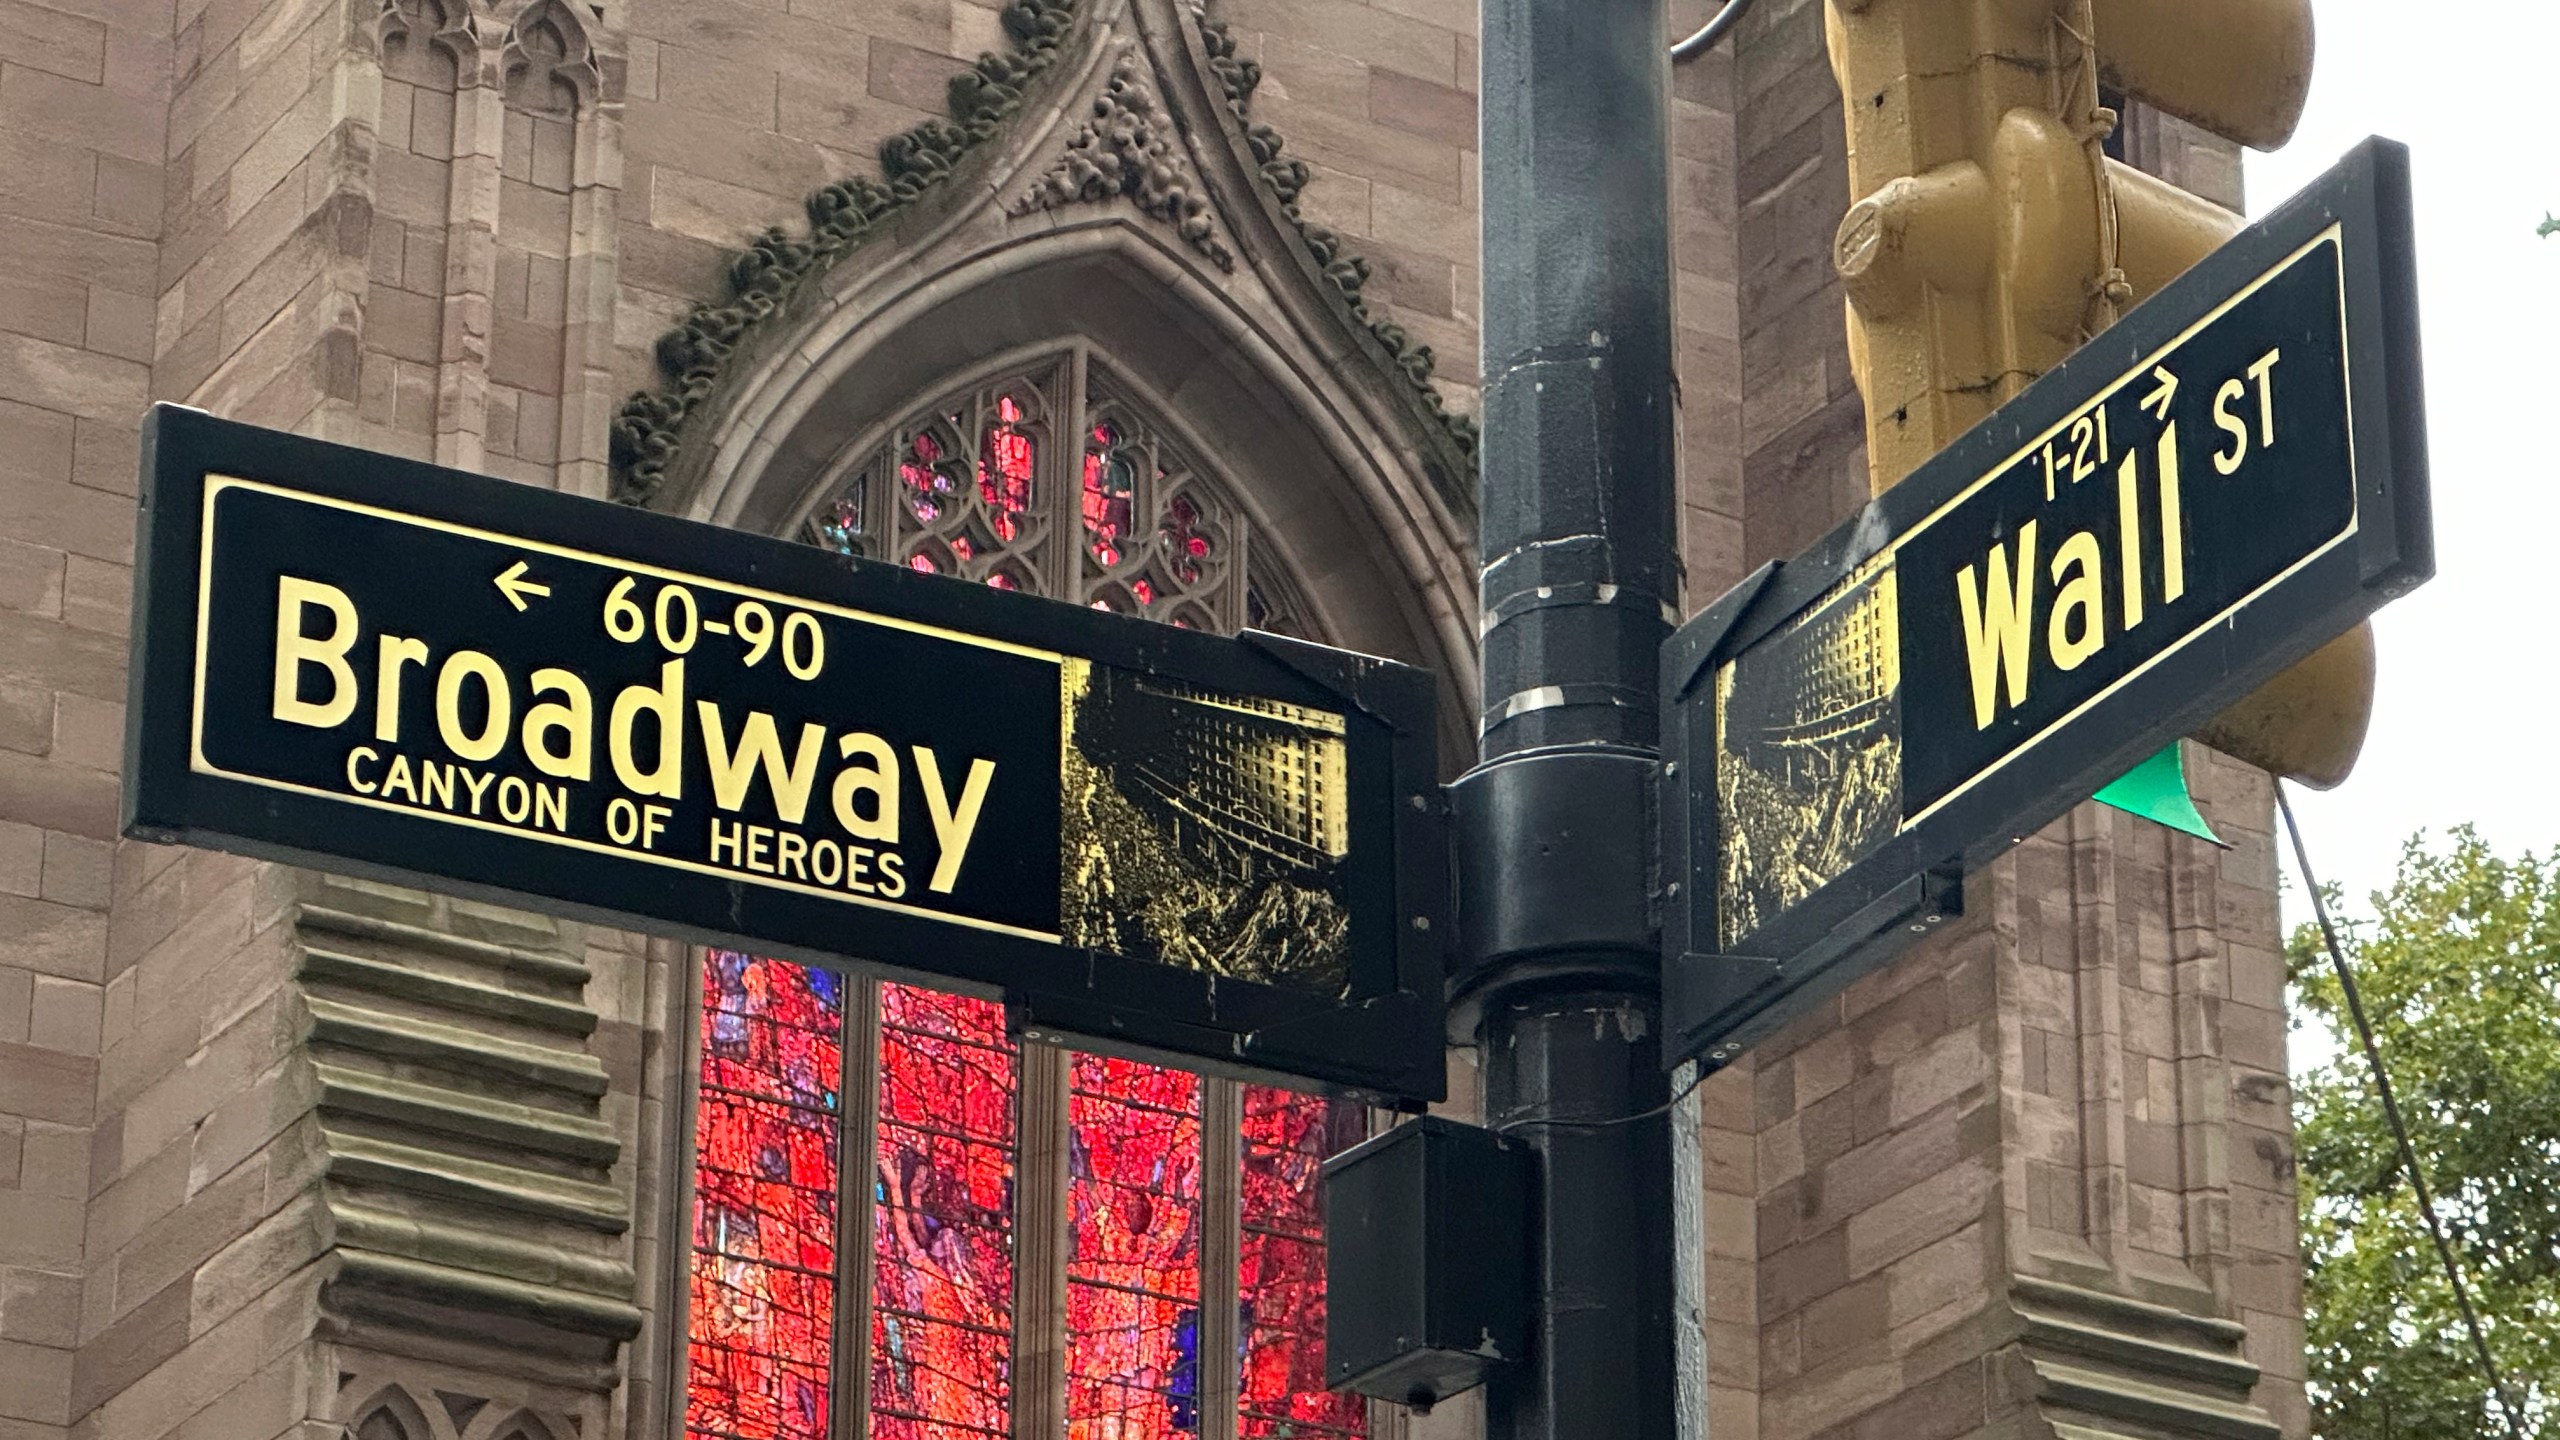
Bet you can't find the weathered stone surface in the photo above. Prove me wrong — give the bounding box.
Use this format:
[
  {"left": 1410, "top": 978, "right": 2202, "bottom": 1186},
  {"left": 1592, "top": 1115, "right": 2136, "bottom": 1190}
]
[{"left": 0, "top": 2, "right": 2303, "bottom": 1437}]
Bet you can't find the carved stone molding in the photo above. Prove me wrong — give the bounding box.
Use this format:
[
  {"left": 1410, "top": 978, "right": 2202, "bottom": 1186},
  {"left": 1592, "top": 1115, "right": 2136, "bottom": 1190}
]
[
  {"left": 608, "top": 0, "right": 1083, "bottom": 504},
  {"left": 380, "top": 0, "right": 490, "bottom": 70},
  {"left": 2005, "top": 1275, "right": 2283, "bottom": 1440},
  {"left": 298, "top": 874, "right": 641, "bottom": 1382},
  {"left": 501, "top": 0, "right": 603, "bottom": 115},
  {"left": 1010, "top": 41, "right": 1235, "bottom": 271},
  {"left": 334, "top": 1366, "right": 591, "bottom": 1440},
  {"left": 1184, "top": 6, "right": 1480, "bottom": 464}
]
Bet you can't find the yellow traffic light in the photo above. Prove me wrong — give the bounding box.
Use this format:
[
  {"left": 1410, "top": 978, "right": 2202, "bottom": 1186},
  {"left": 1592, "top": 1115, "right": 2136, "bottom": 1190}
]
[{"left": 1823, "top": 0, "right": 2370, "bottom": 787}]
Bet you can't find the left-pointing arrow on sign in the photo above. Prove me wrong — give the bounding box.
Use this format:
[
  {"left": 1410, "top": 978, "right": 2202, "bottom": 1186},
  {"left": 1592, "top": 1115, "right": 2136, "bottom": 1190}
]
[{"left": 494, "top": 559, "right": 551, "bottom": 612}]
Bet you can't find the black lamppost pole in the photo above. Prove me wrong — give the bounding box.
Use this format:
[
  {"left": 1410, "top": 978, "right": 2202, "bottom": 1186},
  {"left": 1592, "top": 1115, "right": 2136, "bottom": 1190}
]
[{"left": 1450, "top": 0, "right": 1682, "bottom": 1436}]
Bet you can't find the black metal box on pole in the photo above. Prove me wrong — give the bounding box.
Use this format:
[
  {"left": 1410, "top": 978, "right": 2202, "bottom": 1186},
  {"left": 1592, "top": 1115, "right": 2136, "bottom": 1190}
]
[{"left": 1322, "top": 1117, "right": 1535, "bottom": 1410}]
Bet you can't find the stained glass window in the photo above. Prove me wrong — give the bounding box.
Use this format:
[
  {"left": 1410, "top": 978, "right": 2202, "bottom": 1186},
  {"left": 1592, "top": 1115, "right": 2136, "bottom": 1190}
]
[
  {"left": 802, "top": 351, "right": 1306, "bottom": 640},
  {"left": 1078, "top": 404, "right": 1233, "bottom": 629},
  {"left": 689, "top": 953, "right": 844, "bottom": 1440},
  {"left": 871, "top": 983, "right": 1019, "bottom": 1439},
  {"left": 1239, "top": 1087, "right": 1369, "bottom": 1438},
  {"left": 692, "top": 348, "right": 1363, "bottom": 1440},
  {"left": 1066, "top": 1057, "right": 1205, "bottom": 1438}
]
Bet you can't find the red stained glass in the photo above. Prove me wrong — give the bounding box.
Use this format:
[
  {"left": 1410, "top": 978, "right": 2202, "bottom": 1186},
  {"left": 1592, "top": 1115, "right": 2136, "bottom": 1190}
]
[
  {"left": 1159, "top": 494, "right": 1215, "bottom": 587},
  {"left": 1068, "top": 1057, "right": 1203, "bottom": 1438},
  {"left": 1082, "top": 422, "right": 1135, "bottom": 566},
  {"left": 872, "top": 983, "right": 1019, "bottom": 1439},
  {"left": 979, "top": 394, "right": 1037, "bottom": 518},
  {"left": 1239, "top": 1086, "right": 1367, "bottom": 1439},
  {"left": 903, "top": 427, "right": 960, "bottom": 525},
  {"left": 689, "top": 953, "right": 845, "bottom": 1440}
]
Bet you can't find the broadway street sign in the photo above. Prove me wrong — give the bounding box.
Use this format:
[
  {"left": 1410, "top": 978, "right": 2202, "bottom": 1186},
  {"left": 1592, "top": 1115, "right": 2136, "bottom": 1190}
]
[
  {"left": 1662, "top": 138, "right": 2433, "bottom": 1066},
  {"left": 125, "top": 407, "right": 1449, "bottom": 1104}
]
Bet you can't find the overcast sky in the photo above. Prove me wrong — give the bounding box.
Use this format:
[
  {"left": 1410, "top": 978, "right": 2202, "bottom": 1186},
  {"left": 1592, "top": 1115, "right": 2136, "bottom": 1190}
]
[{"left": 2238, "top": 0, "right": 2560, "bottom": 931}]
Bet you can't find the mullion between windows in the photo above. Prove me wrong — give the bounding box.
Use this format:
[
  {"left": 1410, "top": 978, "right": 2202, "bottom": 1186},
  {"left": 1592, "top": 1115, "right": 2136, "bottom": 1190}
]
[
  {"left": 835, "top": 978, "right": 881, "bottom": 1440},
  {"left": 1202, "top": 1077, "right": 1243, "bottom": 1440}
]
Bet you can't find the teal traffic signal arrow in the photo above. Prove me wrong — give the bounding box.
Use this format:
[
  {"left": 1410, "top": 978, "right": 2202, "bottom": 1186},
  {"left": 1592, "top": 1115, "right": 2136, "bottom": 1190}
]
[{"left": 2092, "top": 743, "right": 2229, "bottom": 848}]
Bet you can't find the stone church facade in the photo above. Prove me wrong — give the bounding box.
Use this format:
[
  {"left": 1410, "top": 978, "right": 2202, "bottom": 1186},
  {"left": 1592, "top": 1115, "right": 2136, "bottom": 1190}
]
[{"left": 0, "top": 0, "right": 2308, "bottom": 1438}]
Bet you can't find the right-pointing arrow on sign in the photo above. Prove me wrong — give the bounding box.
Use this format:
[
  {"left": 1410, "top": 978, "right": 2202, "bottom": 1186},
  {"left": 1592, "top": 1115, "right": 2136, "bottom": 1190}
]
[{"left": 2140, "top": 365, "right": 2180, "bottom": 421}]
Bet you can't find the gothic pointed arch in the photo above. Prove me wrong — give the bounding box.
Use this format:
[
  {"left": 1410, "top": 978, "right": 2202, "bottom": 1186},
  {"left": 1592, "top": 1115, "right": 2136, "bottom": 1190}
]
[
  {"left": 615, "top": 0, "right": 1479, "bottom": 755},
  {"left": 460, "top": 1406, "right": 579, "bottom": 1440},
  {"left": 340, "top": 1381, "right": 462, "bottom": 1440},
  {"left": 701, "top": 230, "right": 1474, "bottom": 754},
  {"left": 798, "top": 344, "right": 1319, "bottom": 634},
  {"left": 378, "top": 0, "right": 481, "bottom": 81},
  {"left": 498, "top": 0, "right": 601, "bottom": 115}
]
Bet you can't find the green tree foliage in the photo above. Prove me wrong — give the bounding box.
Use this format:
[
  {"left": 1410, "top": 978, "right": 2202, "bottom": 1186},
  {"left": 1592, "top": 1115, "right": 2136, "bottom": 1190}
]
[{"left": 2292, "top": 827, "right": 2560, "bottom": 1438}]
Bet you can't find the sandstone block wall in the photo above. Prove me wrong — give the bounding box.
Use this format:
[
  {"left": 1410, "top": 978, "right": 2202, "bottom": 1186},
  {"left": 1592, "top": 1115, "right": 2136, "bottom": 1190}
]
[
  {"left": 0, "top": 1, "right": 167, "bottom": 1434},
  {"left": 0, "top": 1, "right": 2301, "bottom": 1436}
]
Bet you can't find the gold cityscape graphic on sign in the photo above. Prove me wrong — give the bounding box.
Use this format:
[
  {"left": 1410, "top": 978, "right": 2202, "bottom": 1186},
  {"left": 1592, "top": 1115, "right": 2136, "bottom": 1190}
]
[
  {"left": 1059, "top": 660, "right": 1355, "bottom": 993},
  {"left": 1716, "top": 562, "right": 1904, "bottom": 947}
]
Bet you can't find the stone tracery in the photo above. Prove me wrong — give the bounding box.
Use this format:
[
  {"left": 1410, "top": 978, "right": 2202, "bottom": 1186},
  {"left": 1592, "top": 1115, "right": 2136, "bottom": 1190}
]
[
  {"left": 607, "top": 0, "right": 1478, "bottom": 509},
  {"left": 500, "top": 0, "right": 603, "bottom": 115}
]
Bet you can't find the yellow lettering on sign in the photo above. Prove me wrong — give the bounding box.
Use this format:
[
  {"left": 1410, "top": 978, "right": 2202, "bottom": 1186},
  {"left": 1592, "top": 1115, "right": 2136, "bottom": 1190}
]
[
  {"left": 272, "top": 576, "right": 360, "bottom": 728},
  {"left": 373, "top": 635, "right": 428, "bottom": 742},
  {"left": 708, "top": 815, "right": 744, "bottom": 866},
  {"left": 831, "top": 732, "right": 900, "bottom": 842},
  {"left": 609, "top": 659, "right": 686, "bottom": 800},
  {"left": 2116, "top": 453, "right": 2147, "bottom": 632},
  {"left": 2213, "top": 378, "right": 2250, "bottom": 475},
  {"left": 2248, "top": 348, "right": 2282, "bottom": 446},
  {"left": 379, "top": 753, "right": 418, "bottom": 804},
  {"left": 2046, "top": 529, "right": 2106, "bottom": 673},
  {"left": 1955, "top": 520, "right": 2038, "bottom": 731},
  {"left": 420, "top": 758, "right": 457, "bottom": 810},
  {"left": 523, "top": 668, "right": 595, "bottom": 781},
  {"left": 698, "top": 703, "right": 828, "bottom": 825},
  {"left": 913, "top": 747, "right": 998, "bottom": 894},
  {"left": 435, "top": 651, "right": 513, "bottom": 762},
  {"left": 2156, "top": 427, "right": 2186, "bottom": 605}
]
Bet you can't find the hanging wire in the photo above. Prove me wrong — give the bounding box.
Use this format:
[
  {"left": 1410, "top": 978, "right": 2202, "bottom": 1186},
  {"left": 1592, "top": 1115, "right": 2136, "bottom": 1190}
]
[
  {"left": 1670, "top": 0, "right": 1758, "bottom": 63},
  {"left": 1494, "top": 1061, "right": 1711, "bottom": 1135},
  {"left": 2277, "top": 785, "right": 2532, "bottom": 1440}
]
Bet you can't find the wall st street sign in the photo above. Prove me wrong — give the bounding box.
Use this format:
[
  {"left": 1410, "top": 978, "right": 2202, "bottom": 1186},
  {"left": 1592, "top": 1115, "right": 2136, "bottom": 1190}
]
[
  {"left": 1662, "top": 138, "right": 2433, "bottom": 1066},
  {"left": 125, "top": 407, "right": 1449, "bottom": 1104}
]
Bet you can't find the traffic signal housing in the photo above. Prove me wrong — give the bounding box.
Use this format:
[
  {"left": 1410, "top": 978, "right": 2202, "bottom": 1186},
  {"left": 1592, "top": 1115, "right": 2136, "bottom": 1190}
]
[{"left": 1823, "top": 0, "right": 2370, "bottom": 786}]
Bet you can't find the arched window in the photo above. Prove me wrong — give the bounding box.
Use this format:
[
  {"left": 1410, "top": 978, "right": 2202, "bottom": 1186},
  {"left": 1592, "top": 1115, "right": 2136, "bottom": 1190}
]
[
  {"left": 682, "top": 354, "right": 1366, "bottom": 1440},
  {"left": 803, "top": 349, "right": 1311, "bottom": 637}
]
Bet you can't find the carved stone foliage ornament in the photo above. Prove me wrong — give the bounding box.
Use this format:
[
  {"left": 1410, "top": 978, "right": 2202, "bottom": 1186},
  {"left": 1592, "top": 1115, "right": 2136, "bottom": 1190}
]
[
  {"left": 1011, "top": 42, "right": 1235, "bottom": 271},
  {"left": 1190, "top": 11, "right": 1479, "bottom": 461},
  {"left": 606, "top": 0, "right": 1478, "bottom": 506},
  {"left": 610, "top": 0, "right": 1082, "bottom": 504}
]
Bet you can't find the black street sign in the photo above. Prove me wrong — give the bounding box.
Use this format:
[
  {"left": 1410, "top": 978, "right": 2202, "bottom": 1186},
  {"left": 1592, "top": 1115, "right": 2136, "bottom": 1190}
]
[
  {"left": 125, "top": 407, "right": 1449, "bottom": 1105},
  {"left": 1662, "top": 137, "right": 2432, "bottom": 1067}
]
